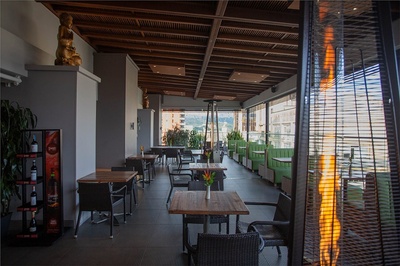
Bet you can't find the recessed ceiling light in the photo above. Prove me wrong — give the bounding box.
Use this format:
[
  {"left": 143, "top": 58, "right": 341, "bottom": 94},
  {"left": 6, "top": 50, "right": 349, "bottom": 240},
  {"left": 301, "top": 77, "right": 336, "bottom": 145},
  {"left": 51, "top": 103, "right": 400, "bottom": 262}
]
[
  {"left": 229, "top": 71, "right": 269, "bottom": 83},
  {"left": 149, "top": 63, "right": 185, "bottom": 76},
  {"left": 213, "top": 95, "right": 236, "bottom": 101},
  {"left": 163, "top": 90, "right": 186, "bottom": 96}
]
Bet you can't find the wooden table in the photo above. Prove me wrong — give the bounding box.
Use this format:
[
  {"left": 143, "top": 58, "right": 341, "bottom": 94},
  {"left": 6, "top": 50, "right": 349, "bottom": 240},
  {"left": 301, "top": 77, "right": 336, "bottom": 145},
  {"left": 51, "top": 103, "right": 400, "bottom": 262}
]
[
  {"left": 77, "top": 171, "right": 138, "bottom": 183},
  {"left": 127, "top": 154, "right": 159, "bottom": 160},
  {"left": 272, "top": 157, "right": 292, "bottom": 163},
  {"left": 151, "top": 146, "right": 185, "bottom": 164},
  {"left": 77, "top": 170, "right": 137, "bottom": 224},
  {"left": 151, "top": 145, "right": 185, "bottom": 150},
  {"left": 127, "top": 154, "right": 159, "bottom": 178},
  {"left": 189, "top": 163, "right": 227, "bottom": 190},
  {"left": 168, "top": 190, "right": 249, "bottom": 233},
  {"left": 188, "top": 163, "right": 227, "bottom": 171},
  {"left": 190, "top": 149, "right": 203, "bottom": 156}
]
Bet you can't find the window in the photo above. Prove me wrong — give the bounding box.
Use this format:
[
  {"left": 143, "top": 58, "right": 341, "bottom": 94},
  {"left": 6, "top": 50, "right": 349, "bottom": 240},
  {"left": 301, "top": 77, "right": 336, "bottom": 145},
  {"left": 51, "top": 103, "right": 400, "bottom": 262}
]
[
  {"left": 267, "top": 92, "right": 296, "bottom": 148},
  {"left": 248, "top": 103, "right": 266, "bottom": 143}
]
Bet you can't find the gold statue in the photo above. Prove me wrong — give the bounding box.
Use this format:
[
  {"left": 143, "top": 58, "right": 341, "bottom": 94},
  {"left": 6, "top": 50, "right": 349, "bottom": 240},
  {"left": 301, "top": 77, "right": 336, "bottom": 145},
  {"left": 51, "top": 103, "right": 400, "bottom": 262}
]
[
  {"left": 55, "top": 13, "right": 82, "bottom": 66},
  {"left": 143, "top": 89, "right": 150, "bottom": 109}
]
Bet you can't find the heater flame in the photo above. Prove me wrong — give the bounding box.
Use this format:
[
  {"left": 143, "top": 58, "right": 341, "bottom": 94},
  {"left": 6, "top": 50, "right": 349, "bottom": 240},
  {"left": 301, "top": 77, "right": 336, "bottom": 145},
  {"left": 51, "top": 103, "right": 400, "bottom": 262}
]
[
  {"left": 318, "top": 155, "right": 341, "bottom": 265},
  {"left": 320, "top": 25, "right": 335, "bottom": 91},
  {"left": 317, "top": 2, "right": 342, "bottom": 264}
]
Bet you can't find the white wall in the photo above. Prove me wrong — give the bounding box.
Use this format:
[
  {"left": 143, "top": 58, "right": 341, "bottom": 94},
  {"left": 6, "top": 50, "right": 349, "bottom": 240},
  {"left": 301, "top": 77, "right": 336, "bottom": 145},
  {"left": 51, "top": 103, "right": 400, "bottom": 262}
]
[
  {"left": 2, "top": 65, "right": 100, "bottom": 226},
  {"left": 1, "top": 1, "right": 99, "bottom": 227},
  {"left": 94, "top": 53, "right": 140, "bottom": 167},
  {"left": 0, "top": 0, "right": 95, "bottom": 77}
]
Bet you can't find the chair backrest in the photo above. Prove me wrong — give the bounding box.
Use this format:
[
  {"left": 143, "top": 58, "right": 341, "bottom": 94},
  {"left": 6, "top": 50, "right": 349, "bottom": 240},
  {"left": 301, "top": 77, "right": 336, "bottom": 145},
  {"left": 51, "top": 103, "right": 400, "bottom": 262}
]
[
  {"left": 273, "top": 193, "right": 291, "bottom": 238},
  {"left": 111, "top": 166, "right": 134, "bottom": 171},
  {"left": 196, "top": 232, "right": 260, "bottom": 265},
  {"left": 77, "top": 182, "right": 112, "bottom": 211},
  {"left": 151, "top": 147, "right": 164, "bottom": 157},
  {"left": 126, "top": 159, "right": 145, "bottom": 175},
  {"left": 165, "top": 148, "right": 179, "bottom": 158},
  {"left": 111, "top": 166, "right": 135, "bottom": 190},
  {"left": 188, "top": 181, "right": 220, "bottom": 191},
  {"left": 167, "top": 164, "right": 179, "bottom": 184}
]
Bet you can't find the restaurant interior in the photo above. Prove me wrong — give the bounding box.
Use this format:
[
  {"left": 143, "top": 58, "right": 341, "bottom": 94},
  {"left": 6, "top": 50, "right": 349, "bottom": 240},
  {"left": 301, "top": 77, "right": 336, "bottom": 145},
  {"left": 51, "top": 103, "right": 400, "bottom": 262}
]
[{"left": 1, "top": 1, "right": 399, "bottom": 265}]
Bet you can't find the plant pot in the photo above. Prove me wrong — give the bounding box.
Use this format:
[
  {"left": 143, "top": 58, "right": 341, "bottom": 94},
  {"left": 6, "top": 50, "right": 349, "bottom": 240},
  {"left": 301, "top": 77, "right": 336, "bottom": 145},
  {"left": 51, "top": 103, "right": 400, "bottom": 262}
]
[{"left": 1, "top": 212, "right": 12, "bottom": 240}]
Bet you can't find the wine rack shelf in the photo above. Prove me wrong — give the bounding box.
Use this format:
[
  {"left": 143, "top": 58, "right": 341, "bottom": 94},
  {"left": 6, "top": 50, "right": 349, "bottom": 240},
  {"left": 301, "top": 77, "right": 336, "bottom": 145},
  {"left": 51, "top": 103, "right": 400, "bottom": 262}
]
[{"left": 14, "top": 129, "right": 63, "bottom": 246}]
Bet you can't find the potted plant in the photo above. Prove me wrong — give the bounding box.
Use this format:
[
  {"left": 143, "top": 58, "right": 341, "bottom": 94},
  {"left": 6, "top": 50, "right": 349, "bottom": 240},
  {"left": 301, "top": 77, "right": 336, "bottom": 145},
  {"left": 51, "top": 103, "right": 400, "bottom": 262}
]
[
  {"left": 162, "top": 126, "right": 189, "bottom": 146},
  {"left": 1, "top": 100, "right": 37, "bottom": 236},
  {"left": 188, "top": 130, "right": 202, "bottom": 149},
  {"left": 226, "top": 129, "right": 244, "bottom": 141}
]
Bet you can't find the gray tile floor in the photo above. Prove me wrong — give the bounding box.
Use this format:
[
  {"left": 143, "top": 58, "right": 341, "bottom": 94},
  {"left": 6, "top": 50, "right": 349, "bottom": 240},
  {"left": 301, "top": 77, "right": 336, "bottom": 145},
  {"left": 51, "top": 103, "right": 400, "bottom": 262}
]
[{"left": 1, "top": 156, "right": 288, "bottom": 266}]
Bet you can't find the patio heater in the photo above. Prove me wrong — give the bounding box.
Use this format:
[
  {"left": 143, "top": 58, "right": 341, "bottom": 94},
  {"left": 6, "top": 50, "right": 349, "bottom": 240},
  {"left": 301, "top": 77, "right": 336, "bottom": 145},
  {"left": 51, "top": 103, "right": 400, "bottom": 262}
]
[
  {"left": 204, "top": 99, "right": 221, "bottom": 162},
  {"left": 290, "top": 1, "right": 400, "bottom": 265}
]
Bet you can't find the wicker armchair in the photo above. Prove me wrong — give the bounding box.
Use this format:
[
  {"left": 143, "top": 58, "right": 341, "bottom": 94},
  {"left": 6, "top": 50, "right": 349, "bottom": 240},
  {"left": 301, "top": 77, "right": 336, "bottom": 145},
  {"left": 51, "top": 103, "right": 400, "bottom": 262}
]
[
  {"left": 236, "top": 192, "right": 291, "bottom": 256},
  {"left": 111, "top": 166, "right": 137, "bottom": 214},
  {"left": 166, "top": 164, "right": 193, "bottom": 204},
  {"left": 126, "top": 158, "right": 151, "bottom": 188},
  {"left": 182, "top": 181, "right": 229, "bottom": 251},
  {"left": 184, "top": 229, "right": 264, "bottom": 266},
  {"left": 177, "top": 149, "right": 195, "bottom": 170},
  {"left": 74, "top": 182, "right": 126, "bottom": 239}
]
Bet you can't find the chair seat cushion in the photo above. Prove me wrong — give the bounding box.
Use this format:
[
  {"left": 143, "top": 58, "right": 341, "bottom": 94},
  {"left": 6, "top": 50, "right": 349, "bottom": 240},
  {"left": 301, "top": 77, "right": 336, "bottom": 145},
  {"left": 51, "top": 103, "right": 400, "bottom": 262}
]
[{"left": 236, "top": 221, "right": 286, "bottom": 246}]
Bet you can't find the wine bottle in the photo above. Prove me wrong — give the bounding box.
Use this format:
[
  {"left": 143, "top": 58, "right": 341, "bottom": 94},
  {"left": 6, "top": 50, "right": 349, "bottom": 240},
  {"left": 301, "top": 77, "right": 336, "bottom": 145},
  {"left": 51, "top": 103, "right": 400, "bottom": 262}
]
[
  {"left": 30, "top": 186, "right": 37, "bottom": 206},
  {"left": 47, "top": 169, "right": 58, "bottom": 207},
  {"left": 29, "top": 212, "right": 37, "bottom": 233},
  {"left": 31, "top": 134, "right": 38, "bottom": 152},
  {"left": 47, "top": 169, "right": 59, "bottom": 233},
  {"left": 31, "top": 160, "right": 37, "bottom": 181}
]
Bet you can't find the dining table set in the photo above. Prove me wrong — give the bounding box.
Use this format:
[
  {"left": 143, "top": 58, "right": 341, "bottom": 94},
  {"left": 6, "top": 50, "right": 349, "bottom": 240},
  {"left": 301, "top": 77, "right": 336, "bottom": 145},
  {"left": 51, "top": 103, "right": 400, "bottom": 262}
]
[{"left": 75, "top": 151, "right": 250, "bottom": 243}]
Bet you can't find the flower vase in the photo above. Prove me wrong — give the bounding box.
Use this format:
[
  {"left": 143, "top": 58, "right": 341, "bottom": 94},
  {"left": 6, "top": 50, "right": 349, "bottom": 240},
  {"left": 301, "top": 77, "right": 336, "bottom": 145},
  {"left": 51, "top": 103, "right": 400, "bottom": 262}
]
[
  {"left": 205, "top": 185, "right": 211, "bottom": 200},
  {"left": 207, "top": 158, "right": 210, "bottom": 165},
  {"left": 141, "top": 151, "right": 144, "bottom": 157}
]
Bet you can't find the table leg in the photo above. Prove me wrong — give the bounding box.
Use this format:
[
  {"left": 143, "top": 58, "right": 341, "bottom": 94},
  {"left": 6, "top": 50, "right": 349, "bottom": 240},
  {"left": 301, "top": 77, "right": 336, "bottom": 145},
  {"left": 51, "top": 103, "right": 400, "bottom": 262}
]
[{"left": 203, "top": 215, "right": 210, "bottom": 233}]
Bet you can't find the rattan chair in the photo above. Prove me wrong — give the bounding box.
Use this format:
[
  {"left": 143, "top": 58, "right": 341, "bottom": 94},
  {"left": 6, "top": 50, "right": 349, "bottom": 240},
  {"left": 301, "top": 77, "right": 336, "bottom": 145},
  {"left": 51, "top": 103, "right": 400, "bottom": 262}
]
[
  {"left": 126, "top": 158, "right": 151, "bottom": 188},
  {"left": 74, "top": 182, "right": 126, "bottom": 239},
  {"left": 236, "top": 192, "right": 291, "bottom": 256},
  {"left": 177, "top": 149, "right": 195, "bottom": 169},
  {"left": 184, "top": 229, "right": 264, "bottom": 266},
  {"left": 111, "top": 166, "right": 137, "bottom": 214},
  {"left": 165, "top": 148, "right": 179, "bottom": 164},
  {"left": 166, "top": 164, "right": 193, "bottom": 204},
  {"left": 182, "top": 180, "right": 229, "bottom": 251}
]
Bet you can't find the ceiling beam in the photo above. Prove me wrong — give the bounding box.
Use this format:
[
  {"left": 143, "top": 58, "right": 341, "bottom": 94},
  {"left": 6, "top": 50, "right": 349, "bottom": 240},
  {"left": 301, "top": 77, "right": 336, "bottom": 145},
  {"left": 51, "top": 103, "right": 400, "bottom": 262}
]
[{"left": 194, "top": 0, "right": 228, "bottom": 99}]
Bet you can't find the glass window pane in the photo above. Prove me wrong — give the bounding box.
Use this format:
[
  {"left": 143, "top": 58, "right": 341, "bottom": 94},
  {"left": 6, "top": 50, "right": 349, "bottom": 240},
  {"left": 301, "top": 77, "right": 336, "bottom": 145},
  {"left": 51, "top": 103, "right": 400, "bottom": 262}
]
[{"left": 268, "top": 92, "right": 296, "bottom": 148}]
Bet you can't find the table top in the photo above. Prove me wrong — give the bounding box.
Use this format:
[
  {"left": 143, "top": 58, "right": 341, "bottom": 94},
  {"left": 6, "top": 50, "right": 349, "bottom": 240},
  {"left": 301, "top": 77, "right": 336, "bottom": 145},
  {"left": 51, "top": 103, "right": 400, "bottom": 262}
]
[
  {"left": 77, "top": 171, "right": 138, "bottom": 183},
  {"left": 168, "top": 191, "right": 249, "bottom": 216},
  {"left": 252, "top": 150, "right": 265, "bottom": 155},
  {"left": 189, "top": 163, "right": 227, "bottom": 171},
  {"left": 151, "top": 146, "right": 185, "bottom": 150},
  {"left": 127, "top": 154, "right": 159, "bottom": 160},
  {"left": 190, "top": 149, "right": 203, "bottom": 155},
  {"left": 272, "top": 157, "right": 292, "bottom": 163}
]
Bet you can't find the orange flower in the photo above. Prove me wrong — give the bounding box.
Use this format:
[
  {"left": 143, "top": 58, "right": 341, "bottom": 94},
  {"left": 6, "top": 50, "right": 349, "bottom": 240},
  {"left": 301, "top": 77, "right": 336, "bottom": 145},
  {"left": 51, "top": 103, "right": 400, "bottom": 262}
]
[
  {"left": 140, "top": 145, "right": 144, "bottom": 152},
  {"left": 202, "top": 169, "right": 215, "bottom": 186}
]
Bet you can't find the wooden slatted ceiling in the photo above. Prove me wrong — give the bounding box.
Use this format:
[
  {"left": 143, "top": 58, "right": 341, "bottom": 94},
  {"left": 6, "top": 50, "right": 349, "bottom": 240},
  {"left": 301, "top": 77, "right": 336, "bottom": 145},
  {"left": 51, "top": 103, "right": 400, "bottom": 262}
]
[{"left": 39, "top": 0, "right": 301, "bottom": 102}]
